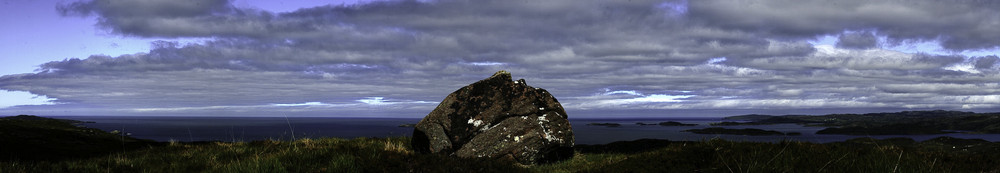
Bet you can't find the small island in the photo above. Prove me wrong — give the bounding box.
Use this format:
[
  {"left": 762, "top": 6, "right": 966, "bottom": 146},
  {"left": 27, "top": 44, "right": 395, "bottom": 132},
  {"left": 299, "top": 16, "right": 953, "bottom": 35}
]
[
  {"left": 657, "top": 121, "right": 697, "bottom": 126},
  {"left": 710, "top": 121, "right": 764, "bottom": 126},
  {"left": 684, "top": 127, "right": 796, "bottom": 136},
  {"left": 587, "top": 123, "right": 622, "bottom": 127},
  {"left": 636, "top": 121, "right": 697, "bottom": 126}
]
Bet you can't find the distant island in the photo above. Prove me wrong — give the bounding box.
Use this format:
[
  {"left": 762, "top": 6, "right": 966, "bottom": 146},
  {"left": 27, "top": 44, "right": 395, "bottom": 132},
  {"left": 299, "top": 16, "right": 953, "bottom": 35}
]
[
  {"left": 587, "top": 123, "right": 622, "bottom": 127},
  {"left": 684, "top": 127, "right": 799, "bottom": 136},
  {"left": 717, "top": 110, "right": 1000, "bottom": 135},
  {"left": 593, "top": 121, "right": 697, "bottom": 127},
  {"left": 644, "top": 121, "right": 698, "bottom": 126}
]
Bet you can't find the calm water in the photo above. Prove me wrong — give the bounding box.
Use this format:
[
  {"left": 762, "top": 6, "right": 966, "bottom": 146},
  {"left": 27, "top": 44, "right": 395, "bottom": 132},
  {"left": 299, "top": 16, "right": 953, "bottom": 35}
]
[{"left": 57, "top": 116, "right": 1000, "bottom": 145}]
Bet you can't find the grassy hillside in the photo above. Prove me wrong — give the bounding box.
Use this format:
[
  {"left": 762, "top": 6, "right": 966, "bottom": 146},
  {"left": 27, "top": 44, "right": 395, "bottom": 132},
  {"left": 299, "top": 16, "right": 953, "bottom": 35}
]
[
  {"left": 1, "top": 115, "right": 998, "bottom": 172},
  {"left": 719, "top": 110, "right": 1000, "bottom": 135},
  {"left": 5, "top": 136, "right": 998, "bottom": 172},
  {"left": 0, "top": 115, "right": 158, "bottom": 161}
]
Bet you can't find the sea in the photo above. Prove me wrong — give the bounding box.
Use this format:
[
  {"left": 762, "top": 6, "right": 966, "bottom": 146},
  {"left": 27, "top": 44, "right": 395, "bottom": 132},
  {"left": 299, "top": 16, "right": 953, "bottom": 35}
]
[{"left": 54, "top": 116, "right": 1000, "bottom": 145}]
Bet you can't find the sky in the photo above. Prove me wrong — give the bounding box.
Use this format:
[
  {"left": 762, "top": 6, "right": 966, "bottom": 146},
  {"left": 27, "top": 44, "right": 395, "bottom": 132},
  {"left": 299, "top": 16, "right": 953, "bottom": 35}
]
[{"left": 1, "top": 0, "right": 999, "bottom": 117}]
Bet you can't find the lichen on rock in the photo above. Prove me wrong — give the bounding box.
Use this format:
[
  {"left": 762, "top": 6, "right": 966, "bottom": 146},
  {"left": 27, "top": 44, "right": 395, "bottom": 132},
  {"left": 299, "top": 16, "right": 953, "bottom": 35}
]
[{"left": 411, "top": 70, "right": 575, "bottom": 165}]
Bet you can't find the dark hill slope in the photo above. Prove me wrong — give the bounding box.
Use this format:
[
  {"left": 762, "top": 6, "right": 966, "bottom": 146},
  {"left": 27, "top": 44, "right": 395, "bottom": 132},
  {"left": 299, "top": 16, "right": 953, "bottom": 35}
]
[{"left": 0, "top": 115, "right": 158, "bottom": 161}]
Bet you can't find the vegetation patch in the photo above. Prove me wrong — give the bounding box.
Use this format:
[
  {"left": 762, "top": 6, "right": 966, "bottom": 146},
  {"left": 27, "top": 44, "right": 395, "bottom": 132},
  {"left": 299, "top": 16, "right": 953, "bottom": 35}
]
[
  {"left": 719, "top": 110, "right": 1000, "bottom": 135},
  {"left": 3, "top": 115, "right": 999, "bottom": 172}
]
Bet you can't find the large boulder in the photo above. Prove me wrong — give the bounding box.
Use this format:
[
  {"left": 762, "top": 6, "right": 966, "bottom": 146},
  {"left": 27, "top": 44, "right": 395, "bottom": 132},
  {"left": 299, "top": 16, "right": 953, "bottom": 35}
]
[{"left": 412, "top": 70, "right": 575, "bottom": 165}]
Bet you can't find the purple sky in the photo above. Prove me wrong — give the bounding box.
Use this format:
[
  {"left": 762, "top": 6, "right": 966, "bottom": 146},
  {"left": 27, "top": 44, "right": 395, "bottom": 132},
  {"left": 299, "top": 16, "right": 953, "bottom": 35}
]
[{"left": 1, "top": 0, "right": 998, "bottom": 117}]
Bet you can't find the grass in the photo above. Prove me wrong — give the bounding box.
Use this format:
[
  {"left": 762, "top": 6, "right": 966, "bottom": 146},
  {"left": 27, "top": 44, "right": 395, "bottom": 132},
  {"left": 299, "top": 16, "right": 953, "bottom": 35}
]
[
  {"left": 2, "top": 115, "right": 999, "bottom": 172},
  {"left": 549, "top": 139, "right": 988, "bottom": 173},
  {"left": 3, "top": 137, "right": 998, "bottom": 172},
  {"left": 0, "top": 115, "right": 155, "bottom": 161},
  {"left": 2, "top": 137, "right": 525, "bottom": 172}
]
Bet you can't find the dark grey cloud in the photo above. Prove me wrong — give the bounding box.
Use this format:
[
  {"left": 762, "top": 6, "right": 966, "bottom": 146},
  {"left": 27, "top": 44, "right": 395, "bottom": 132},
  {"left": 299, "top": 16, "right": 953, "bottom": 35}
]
[
  {"left": 56, "top": 0, "right": 793, "bottom": 65},
  {"left": 58, "top": 0, "right": 231, "bottom": 18},
  {"left": 688, "top": 0, "right": 1000, "bottom": 51},
  {"left": 836, "top": 31, "right": 878, "bottom": 49},
  {"left": 974, "top": 55, "right": 999, "bottom": 69},
  {"left": 1, "top": 0, "right": 997, "bottom": 116},
  {"left": 57, "top": 0, "right": 274, "bottom": 38}
]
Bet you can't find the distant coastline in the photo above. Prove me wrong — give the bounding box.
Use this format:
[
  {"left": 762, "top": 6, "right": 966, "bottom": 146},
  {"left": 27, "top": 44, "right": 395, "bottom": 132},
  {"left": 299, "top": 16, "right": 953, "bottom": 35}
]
[
  {"left": 714, "top": 110, "right": 1000, "bottom": 135},
  {"left": 16, "top": 110, "right": 1000, "bottom": 144}
]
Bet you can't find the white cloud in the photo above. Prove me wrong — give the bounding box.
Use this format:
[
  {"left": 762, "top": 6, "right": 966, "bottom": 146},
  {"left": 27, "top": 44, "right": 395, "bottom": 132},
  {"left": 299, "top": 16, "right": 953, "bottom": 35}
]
[
  {"left": 946, "top": 95, "right": 1000, "bottom": 104},
  {"left": 602, "top": 90, "right": 643, "bottom": 96},
  {"left": 270, "top": 102, "right": 330, "bottom": 107},
  {"left": 740, "top": 45, "right": 963, "bottom": 70},
  {"left": 358, "top": 97, "right": 390, "bottom": 105},
  {"left": 623, "top": 94, "right": 693, "bottom": 103},
  {"left": 702, "top": 98, "right": 880, "bottom": 109},
  {"left": 944, "top": 63, "right": 981, "bottom": 73},
  {"left": 466, "top": 62, "right": 507, "bottom": 66},
  {"left": 572, "top": 91, "right": 694, "bottom": 109},
  {"left": 357, "top": 97, "right": 435, "bottom": 106},
  {"left": 706, "top": 57, "right": 727, "bottom": 64}
]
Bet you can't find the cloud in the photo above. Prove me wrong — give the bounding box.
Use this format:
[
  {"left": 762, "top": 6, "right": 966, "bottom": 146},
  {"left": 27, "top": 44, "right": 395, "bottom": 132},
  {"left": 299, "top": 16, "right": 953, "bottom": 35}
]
[
  {"left": 877, "top": 83, "right": 1000, "bottom": 95},
  {"left": 736, "top": 45, "right": 964, "bottom": 71},
  {"left": 58, "top": 0, "right": 280, "bottom": 38},
  {"left": 618, "top": 94, "right": 693, "bottom": 103},
  {"left": 836, "top": 31, "right": 878, "bottom": 49},
  {"left": 2, "top": 0, "right": 998, "bottom": 116},
  {"left": 466, "top": 62, "right": 506, "bottom": 66},
  {"left": 271, "top": 102, "right": 330, "bottom": 107},
  {"left": 570, "top": 91, "right": 694, "bottom": 109},
  {"left": 603, "top": 90, "right": 644, "bottom": 96},
  {"left": 357, "top": 97, "right": 433, "bottom": 105},
  {"left": 974, "top": 55, "right": 999, "bottom": 69},
  {"left": 125, "top": 97, "right": 434, "bottom": 116},
  {"left": 688, "top": 0, "right": 1000, "bottom": 51}
]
